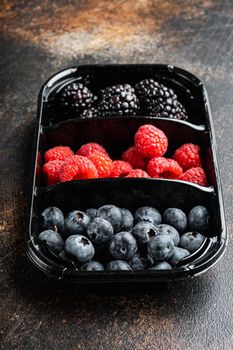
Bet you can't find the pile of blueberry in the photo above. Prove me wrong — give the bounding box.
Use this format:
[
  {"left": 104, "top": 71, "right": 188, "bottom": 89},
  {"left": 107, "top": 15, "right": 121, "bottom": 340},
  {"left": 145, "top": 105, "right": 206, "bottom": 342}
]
[{"left": 38, "top": 204, "right": 209, "bottom": 271}]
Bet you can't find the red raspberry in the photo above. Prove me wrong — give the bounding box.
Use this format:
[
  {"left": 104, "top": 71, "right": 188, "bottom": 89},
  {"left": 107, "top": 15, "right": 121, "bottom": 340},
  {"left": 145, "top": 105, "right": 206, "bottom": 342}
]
[
  {"left": 76, "top": 143, "right": 108, "bottom": 157},
  {"left": 88, "top": 152, "right": 113, "bottom": 178},
  {"left": 179, "top": 167, "right": 208, "bottom": 186},
  {"left": 111, "top": 160, "right": 133, "bottom": 178},
  {"left": 60, "top": 155, "right": 98, "bottom": 182},
  {"left": 44, "top": 146, "right": 74, "bottom": 162},
  {"left": 122, "top": 146, "right": 147, "bottom": 169},
  {"left": 173, "top": 143, "right": 202, "bottom": 171},
  {"left": 43, "top": 160, "right": 64, "bottom": 186},
  {"left": 126, "top": 169, "right": 150, "bottom": 178},
  {"left": 135, "top": 124, "right": 168, "bottom": 158},
  {"left": 147, "top": 157, "right": 183, "bottom": 179}
]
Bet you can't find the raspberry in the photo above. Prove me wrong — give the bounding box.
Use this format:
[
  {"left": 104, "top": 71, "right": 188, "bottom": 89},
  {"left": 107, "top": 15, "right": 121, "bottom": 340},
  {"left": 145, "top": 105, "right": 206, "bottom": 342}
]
[
  {"left": 60, "top": 155, "right": 98, "bottom": 182},
  {"left": 76, "top": 143, "right": 108, "bottom": 157},
  {"left": 126, "top": 169, "right": 150, "bottom": 178},
  {"left": 111, "top": 160, "right": 133, "bottom": 178},
  {"left": 173, "top": 143, "right": 202, "bottom": 171},
  {"left": 44, "top": 146, "right": 74, "bottom": 162},
  {"left": 135, "top": 124, "right": 168, "bottom": 158},
  {"left": 147, "top": 157, "right": 183, "bottom": 179},
  {"left": 88, "top": 152, "right": 113, "bottom": 178},
  {"left": 179, "top": 167, "right": 208, "bottom": 186},
  {"left": 122, "top": 146, "right": 147, "bottom": 169},
  {"left": 43, "top": 160, "right": 64, "bottom": 186}
]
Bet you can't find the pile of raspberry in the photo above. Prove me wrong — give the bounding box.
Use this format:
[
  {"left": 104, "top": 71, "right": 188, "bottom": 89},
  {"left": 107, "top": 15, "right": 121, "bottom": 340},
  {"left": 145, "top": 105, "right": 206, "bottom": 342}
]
[{"left": 42, "top": 124, "right": 208, "bottom": 187}]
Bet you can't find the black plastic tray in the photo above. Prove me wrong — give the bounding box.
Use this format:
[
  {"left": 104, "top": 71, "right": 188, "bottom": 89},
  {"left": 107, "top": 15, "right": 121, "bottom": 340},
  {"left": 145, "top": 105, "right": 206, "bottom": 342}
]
[{"left": 27, "top": 64, "right": 227, "bottom": 283}]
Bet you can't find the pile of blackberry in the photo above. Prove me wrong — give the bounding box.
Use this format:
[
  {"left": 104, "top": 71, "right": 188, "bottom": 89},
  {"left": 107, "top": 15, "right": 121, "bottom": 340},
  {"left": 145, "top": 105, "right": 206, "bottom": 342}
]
[{"left": 59, "top": 78, "right": 188, "bottom": 120}]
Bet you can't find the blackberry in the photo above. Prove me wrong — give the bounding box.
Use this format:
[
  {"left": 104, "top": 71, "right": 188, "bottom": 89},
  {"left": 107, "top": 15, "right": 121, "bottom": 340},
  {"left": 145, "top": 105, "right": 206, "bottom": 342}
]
[
  {"left": 135, "top": 79, "right": 188, "bottom": 120},
  {"left": 175, "top": 101, "right": 188, "bottom": 121},
  {"left": 60, "top": 82, "right": 94, "bottom": 116},
  {"left": 98, "top": 84, "right": 139, "bottom": 116},
  {"left": 80, "top": 107, "right": 99, "bottom": 119}
]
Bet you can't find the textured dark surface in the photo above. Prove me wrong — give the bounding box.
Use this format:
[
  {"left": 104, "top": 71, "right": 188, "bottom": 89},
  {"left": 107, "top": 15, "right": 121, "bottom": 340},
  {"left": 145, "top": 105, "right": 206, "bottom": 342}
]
[{"left": 0, "top": 1, "right": 233, "bottom": 349}]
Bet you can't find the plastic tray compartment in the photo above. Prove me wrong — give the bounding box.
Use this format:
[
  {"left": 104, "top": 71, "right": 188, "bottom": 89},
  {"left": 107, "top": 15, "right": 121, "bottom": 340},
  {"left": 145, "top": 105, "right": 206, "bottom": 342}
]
[
  {"left": 41, "top": 64, "right": 211, "bottom": 127},
  {"left": 27, "top": 65, "right": 227, "bottom": 283}
]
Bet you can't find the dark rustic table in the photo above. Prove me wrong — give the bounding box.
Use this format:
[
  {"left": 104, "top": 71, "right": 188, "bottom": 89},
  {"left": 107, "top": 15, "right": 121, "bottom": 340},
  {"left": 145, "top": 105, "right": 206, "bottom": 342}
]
[{"left": 1, "top": 1, "right": 233, "bottom": 349}]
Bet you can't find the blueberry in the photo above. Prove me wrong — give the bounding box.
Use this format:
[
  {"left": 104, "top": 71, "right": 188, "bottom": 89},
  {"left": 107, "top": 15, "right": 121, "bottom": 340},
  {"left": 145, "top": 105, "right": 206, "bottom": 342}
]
[
  {"left": 169, "top": 247, "right": 190, "bottom": 266},
  {"left": 135, "top": 206, "right": 162, "bottom": 226},
  {"left": 97, "top": 205, "right": 123, "bottom": 232},
  {"left": 180, "top": 231, "right": 205, "bottom": 253},
  {"left": 86, "top": 208, "right": 97, "bottom": 219},
  {"left": 106, "top": 260, "right": 132, "bottom": 270},
  {"left": 64, "top": 235, "right": 95, "bottom": 263},
  {"left": 108, "top": 231, "right": 138, "bottom": 260},
  {"left": 163, "top": 208, "right": 187, "bottom": 233},
  {"left": 87, "top": 217, "right": 114, "bottom": 245},
  {"left": 132, "top": 222, "right": 158, "bottom": 245},
  {"left": 41, "top": 206, "right": 64, "bottom": 232},
  {"left": 120, "top": 208, "right": 134, "bottom": 231},
  {"left": 157, "top": 224, "right": 180, "bottom": 246},
  {"left": 146, "top": 253, "right": 154, "bottom": 267},
  {"left": 147, "top": 235, "right": 174, "bottom": 262},
  {"left": 188, "top": 206, "right": 209, "bottom": 232},
  {"left": 148, "top": 262, "right": 172, "bottom": 270},
  {"left": 65, "top": 210, "right": 90, "bottom": 235},
  {"left": 81, "top": 261, "right": 104, "bottom": 271},
  {"left": 128, "top": 253, "right": 147, "bottom": 270},
  {"left": 38, "top": 230, "right": 64, "bottom": 253}
]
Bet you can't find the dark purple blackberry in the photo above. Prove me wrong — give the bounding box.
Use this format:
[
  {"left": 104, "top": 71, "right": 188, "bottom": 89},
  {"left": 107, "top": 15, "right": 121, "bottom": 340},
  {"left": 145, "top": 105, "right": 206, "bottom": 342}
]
[
  {"left": 135, "top": 79, "right": 188, "bottom": 120},
  {"left": 60, "top": 82, "right": 94, "bottom": 116},
  {"left": 174, "top": 101, "right": 188, "bottom": 121},
  {"left": 80, "top": 107, "right": 99, "bottom": 119},
  {"left": 98, "top": 84, "right": 139, "bottom": 116}
]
